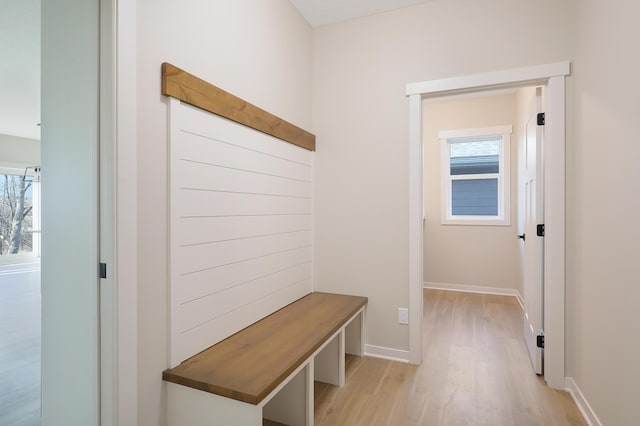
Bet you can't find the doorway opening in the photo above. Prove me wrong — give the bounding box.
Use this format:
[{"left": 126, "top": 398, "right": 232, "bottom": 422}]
[
  {"left": 421, "top": 86, "right": 545, "bottom": 377},
  {"left": 406, "top": 62, "right": 569, "bottom": 390},
  {"left": 0, "top": 168, "right": 41, "bottom": 426}
]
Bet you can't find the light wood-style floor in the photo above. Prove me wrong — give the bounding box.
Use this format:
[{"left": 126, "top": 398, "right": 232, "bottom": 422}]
[
  {"left": 314, "top": 289, "right": 585, "bottom": 426},
  {"left": 0, "top": 262, "right": 41, "bottom": 426}
]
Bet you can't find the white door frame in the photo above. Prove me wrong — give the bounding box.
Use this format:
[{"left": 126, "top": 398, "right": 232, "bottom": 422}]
[
  {"left": 99, "top": 0, "right": 138, "bottom": 424},
  {"left": 46, "top": 1, "right": 138, "bottom": 423},
  {"left": 406, "top": 62, "right": 570, "bottom": 389}
]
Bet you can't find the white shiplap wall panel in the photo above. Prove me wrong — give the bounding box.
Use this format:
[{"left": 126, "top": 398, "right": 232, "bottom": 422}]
[
  {"left": 177, "top": 262, "right": 312, "bottom": 331},
  {"left": 168, "top": 98, "right": 314, "bottom": 367},
  {"left": 175, "top": 215, "right": 311, "bottom": 247},
  {"left": 175, "top": 230, "right": 312, "bottom": 276},
  {"left": 177, "top": 160, "right": 312, "bottom": 198},
  {"left": 178, "top": 102, "right": 312, "bottom": 166},
  {"left": 177, "top": 246, "right": 313, "bottom": 304},
  {"left": 179, "top": 131, "right": 312, "bottom": 182},
  {"left": 176, "top": 190, "right": 312, "bottom": 217}
]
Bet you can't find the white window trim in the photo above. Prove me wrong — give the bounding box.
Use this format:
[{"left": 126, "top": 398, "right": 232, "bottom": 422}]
[{"left": 439, "top": 125, "right": 512, "bottom": 226}]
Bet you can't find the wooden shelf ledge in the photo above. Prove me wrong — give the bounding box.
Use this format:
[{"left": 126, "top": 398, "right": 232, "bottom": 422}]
[{"left": 162, "top": 62, "right": 316, "bottom": 151}]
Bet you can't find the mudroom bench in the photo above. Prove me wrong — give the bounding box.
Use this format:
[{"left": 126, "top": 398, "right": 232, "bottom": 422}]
[{"left": 163, "top": 292, "right": 367, "bottom": 426}]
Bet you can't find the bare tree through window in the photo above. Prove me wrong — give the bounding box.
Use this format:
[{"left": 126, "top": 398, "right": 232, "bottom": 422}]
[{"left": 0, "top": 174, "right": 34, "bottom": 255}]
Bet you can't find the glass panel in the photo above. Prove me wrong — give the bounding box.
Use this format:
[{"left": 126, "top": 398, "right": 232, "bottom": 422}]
[
  {"left": 451, "top": 178, "right": 498, "bottom": 216},
  {"left": 450, "top": 139, "right": 500, "bottom": 175},
  {"left": 0, "top": 174, "right": 35, "bottom": 256}
]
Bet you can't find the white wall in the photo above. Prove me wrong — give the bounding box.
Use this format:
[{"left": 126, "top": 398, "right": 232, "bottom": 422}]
[
  {"left": 312, "top": 0, "right": 573, "bottom": 354},
  {"left": 422, "top": 93, "right": 520, "bottom": 293},
  {"left": 0, "top": 134, "right": 40, "bottom": 169},
  {"left": 130, "top": 0, "right": 640, "bottom": 423},
  {"left": 567, "top": 0, "right": 640, "bottom": 423},
  {"left": 136, "top": 1, "right": 312, "bottom": 424}
]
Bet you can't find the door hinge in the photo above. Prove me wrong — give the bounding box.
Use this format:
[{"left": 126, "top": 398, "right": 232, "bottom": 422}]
[
  {"left": 99, "top": 262, "right": 107, "bottom": 279},
  {"left": 537, "top": 112, "right": 545, "bottom": 125},
  {"left": 537, "top": 224, "right": 545, "bottom": 237},
  {"left": 536, "top": 334, "right": 545, "bottom": 349}
]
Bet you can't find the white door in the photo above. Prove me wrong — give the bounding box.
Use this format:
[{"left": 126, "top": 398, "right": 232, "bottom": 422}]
[{"left": 521, "top": 87, "right": 544, "bottom": 374}]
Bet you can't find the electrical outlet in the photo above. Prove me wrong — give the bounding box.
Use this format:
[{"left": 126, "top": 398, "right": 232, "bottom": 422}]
[{"left": 398, "top": 308, "right": 409, "bottom": 324}]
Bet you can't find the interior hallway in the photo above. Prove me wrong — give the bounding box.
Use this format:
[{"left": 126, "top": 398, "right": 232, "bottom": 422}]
[
  {"left": 0, "top": 262, "right": 41, "bottom": 426},
  {"left": 314, "top": 289, "right": 585, "bottom": 426}
]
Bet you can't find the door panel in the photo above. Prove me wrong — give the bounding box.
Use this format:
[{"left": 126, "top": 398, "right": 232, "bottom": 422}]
[{"left": 522, "top": 88, "right": 544, "bottom": 374}]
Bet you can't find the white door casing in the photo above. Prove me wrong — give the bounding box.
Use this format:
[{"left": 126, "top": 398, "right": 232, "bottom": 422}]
[
  {"left": 42, "top": 1, "right": 139, "bottom": 424},
  {"left": 407, "top": 62, "right": 568, "bottom": 390},
  {"left": 100, "top": 0, "right": 139, "bottom": 424},
  {"left": 522, "top": 88, "right": 544, "bottom": 374}
]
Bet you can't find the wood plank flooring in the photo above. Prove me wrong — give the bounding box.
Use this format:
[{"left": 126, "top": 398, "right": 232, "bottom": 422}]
[
  {"left": 0, "top": 269, "right": 585, "bottom": 426},
  {"left": 0, "top": 262, "right": 41, "bottom": 426},
  {"left": 315, "top": 289, "right": 585, "bottom": 426}
]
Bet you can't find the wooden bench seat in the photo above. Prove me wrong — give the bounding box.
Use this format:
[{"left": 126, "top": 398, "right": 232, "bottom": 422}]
[{"left": 163, "top": 292, "right": 367, "bottom": 425}]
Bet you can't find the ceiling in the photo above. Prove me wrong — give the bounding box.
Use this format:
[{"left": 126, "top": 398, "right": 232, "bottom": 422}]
[
  {"left": 290, "top": 0, "right": 432, "bottom": 27},
  {"left": 0, "top": 1, "right": 430, "bottom": 141},
  {"left": 0, "top": 0, "right": 40, "bottom": 140}
]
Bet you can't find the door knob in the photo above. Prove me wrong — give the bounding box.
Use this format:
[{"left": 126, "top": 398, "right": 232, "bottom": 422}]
[{"left": 518, "top": 234, "right": 525, "bottom": 241}]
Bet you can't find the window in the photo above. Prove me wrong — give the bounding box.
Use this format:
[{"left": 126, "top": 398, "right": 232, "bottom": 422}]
[
  {"left": 439, "top": 126, "right": 512, "bottom": 225},
  {"left": 0, "top": 168, "right": 41, "bottom": 258}
]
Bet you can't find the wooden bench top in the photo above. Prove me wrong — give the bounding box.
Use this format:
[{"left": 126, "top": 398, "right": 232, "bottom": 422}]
[{"left": 162, "top": 292, "right": 367, "bottom": 405}]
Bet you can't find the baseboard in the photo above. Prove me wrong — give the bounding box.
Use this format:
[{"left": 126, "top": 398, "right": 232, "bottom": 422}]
[
  {"left": 0, "top": 256, "right": 40, "bottom": 267},
  {"left": 514, "top": 290, "right": 524, "bottom": 311},
  {"left": 364, "top": 345, "right": 409, "bottom": 363},
  {"left": 565, "top": 377, "right": 602, "bottom": 426},
  {"left": 424, "top": 281, "right": 524, "bottom": 310}
]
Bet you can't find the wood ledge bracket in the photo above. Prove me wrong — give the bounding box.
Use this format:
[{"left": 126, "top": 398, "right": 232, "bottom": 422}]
[{"left": 161, "top": 62, "right": 316, "bottom": 151}]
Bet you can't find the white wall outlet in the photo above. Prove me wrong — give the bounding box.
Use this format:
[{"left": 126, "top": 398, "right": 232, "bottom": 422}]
[{"left": 398, "top": 308, "right": 409, "bottom": 325}]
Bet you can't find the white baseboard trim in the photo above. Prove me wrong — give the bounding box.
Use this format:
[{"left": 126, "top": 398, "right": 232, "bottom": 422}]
[
  {"left": 424, "top": 281, "right": 524, "bottom": 311},
  {"left": 514, "top": 290, "right": 524, "bottom": 311},
  {"left": 565, "top": 377, "right": 602, "bottom": 426},
  {"left": 364, "top": 345, "right": 410, "bottom": 363}
]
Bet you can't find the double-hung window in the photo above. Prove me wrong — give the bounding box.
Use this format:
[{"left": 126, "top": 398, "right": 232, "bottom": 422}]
[{"left": 439, "top": 125, "right": 512, "bottom": 225}]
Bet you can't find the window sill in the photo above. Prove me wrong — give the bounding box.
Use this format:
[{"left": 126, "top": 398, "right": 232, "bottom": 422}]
[{"left": 441, "top": 216, "right": 511, "bottom": 226}]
